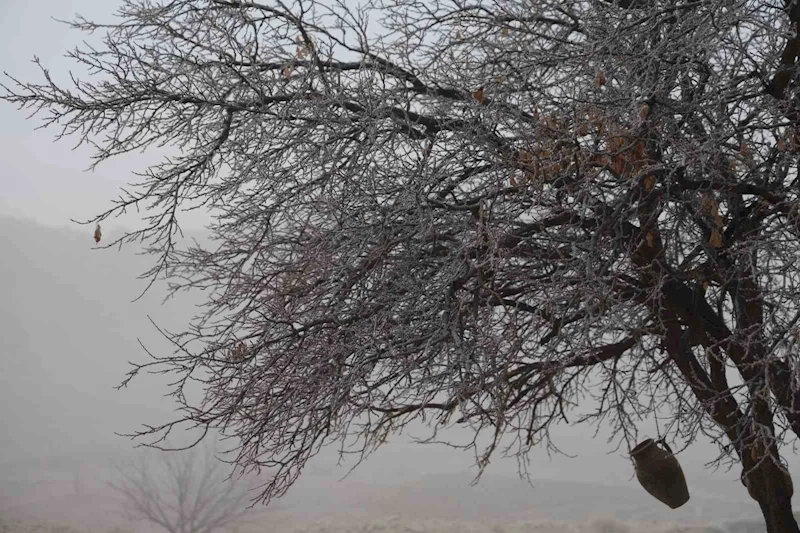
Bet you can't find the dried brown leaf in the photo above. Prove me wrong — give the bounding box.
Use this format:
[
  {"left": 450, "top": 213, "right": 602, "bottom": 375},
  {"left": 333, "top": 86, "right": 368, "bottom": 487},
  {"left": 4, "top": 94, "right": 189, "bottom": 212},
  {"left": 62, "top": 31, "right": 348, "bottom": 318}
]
[
  {"left": 595, "top": 70, "right": 606, "bottom": 88},
  {"left": 739, "top": 142, "right": 750, "bottom": 157},
  {"left": 709, "top": 229, "right": 723, "bottom": 248}
]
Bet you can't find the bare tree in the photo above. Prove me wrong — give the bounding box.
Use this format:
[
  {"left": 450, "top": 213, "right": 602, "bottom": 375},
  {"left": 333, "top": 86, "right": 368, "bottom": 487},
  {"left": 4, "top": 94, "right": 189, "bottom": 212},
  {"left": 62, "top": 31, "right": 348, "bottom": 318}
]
[
  {"left": 3, "top": 0, "right": 800, "bottom": 530},
  {"left": 110, "top": 441, "right": 257, "bottom": 533}
]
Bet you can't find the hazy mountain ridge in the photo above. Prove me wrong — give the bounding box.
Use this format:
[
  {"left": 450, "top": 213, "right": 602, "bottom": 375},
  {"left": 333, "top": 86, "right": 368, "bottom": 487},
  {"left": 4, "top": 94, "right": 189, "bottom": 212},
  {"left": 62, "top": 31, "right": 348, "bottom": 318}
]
[{"left": 0, "top": 215, "right": 200, "bottom": 461}]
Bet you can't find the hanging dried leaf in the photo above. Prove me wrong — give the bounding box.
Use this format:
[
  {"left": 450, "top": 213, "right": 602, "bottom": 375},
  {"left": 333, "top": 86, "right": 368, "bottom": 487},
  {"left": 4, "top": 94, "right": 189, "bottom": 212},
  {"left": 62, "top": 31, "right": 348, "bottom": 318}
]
[
  {"left": 638, "top": 103, "right": 650, "bottom": 120},
  {"left": 231, "top": 341, "right": 247, "bottom": 363},
  {"left": 645, "top": 232, "right": 655, "bottom": 248},
  {"left": 596, "top": 119, "right": 606, "bottom": 137},
  {"left": 575, "top": 122, "right": 589, "bottom": 137},
  {"left": 778, "top": 137, "right": 787, "bottom": 151},
  {"left": 472, "top": 87, "right": 485, "bottom": 104},
  {"left": 700, "top": 192, "right": 715, "bottom": 212},
  {"left": 708, "top": 201, "right": 719, "bottom": 219},
  {"left": 595, "top": 70, "right": 606, "bottom": 88},
  {"left": 790, "top": 131, "right": 800, "bottom": 152},
  {"left": 509, "top": 174, "right": 518, "bottom": 187},
  {"left": 631, "top": 140, "right": 648, "bottom": 170},
  {"left": 606, "top": 133, "right": 627, "bottom": 154},
  {"left": 542, "top": 162, "right": 560, "bottom": 180},
  {"left": 501, "top": 26, "right": 510, "bottom": 37},
  {"left": 643, "top": 175, "right": 655, "bottom": 192},
  {"left": 709, "top": 229, "right": 723, "bottom": 248},
  {"left": 739, "top": 142, "right": 750, "bottom": 157},
  {"left": 283, "top": 65, "right": 293, "bottom": 78},
  {"left": 611, "top": 154, "right": 626, "bottom": 177},
  {"left": 588, "top": 153, "right": 609, "bottom": 167},
  {"left": 94, "top": 223, "right": 102, "bottom": 244},
  {"left": 296, "top": 45, "right": 307, "bottom": 58},
  {"left": 455, "top": 29, "right": 462, "bottom": 39},
  {"left": 700, "top": 194, "right": 725, "bottom": 228},
  {"left": 495, "top": 75, "right": 505, "bottom": 84},
  {"left": 522, "top": 155, "right": 541, "bottom": 182}
]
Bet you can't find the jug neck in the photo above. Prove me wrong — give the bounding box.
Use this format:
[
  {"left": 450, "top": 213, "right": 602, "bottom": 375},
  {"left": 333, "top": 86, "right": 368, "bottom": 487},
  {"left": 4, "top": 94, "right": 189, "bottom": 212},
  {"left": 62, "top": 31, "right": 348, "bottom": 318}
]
[{"left": 631, "top": 439, "right": 657, "bottom": 457}]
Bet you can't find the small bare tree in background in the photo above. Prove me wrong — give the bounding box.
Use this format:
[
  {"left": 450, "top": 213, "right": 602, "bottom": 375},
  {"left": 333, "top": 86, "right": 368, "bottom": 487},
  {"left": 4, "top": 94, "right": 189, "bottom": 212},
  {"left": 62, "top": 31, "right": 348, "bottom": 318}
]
[{"left": 110, "top": 442, "right": 256, "bottom": 533}]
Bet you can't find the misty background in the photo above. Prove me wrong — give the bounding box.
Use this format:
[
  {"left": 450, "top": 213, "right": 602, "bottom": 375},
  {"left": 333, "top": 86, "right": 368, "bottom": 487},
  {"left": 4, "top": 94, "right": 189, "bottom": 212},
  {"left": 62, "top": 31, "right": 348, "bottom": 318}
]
[{"left": 0, "top": 1, "right": 794, "bottom": 532}]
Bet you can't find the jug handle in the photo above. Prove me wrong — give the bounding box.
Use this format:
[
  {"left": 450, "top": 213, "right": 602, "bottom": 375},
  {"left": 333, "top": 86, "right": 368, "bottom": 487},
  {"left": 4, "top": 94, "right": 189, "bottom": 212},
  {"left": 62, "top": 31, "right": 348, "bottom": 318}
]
[{"left": 657, "top": 437, "right": 673, "bottom": 454}]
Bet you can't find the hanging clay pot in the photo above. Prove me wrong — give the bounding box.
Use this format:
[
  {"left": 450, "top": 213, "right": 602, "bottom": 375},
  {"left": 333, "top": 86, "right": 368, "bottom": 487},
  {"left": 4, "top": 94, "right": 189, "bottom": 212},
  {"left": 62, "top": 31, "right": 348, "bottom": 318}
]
[{"left": 631, "top": 438, "right": 690, "bottom": 509}]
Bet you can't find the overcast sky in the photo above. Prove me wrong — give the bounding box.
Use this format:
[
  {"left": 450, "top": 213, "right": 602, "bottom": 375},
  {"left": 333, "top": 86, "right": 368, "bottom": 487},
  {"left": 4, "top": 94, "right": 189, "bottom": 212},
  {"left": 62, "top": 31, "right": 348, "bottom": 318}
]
[
  {"left": 0, "top": 0, "right": 211, "bottom": 232},
  {"left": 0, "top": 1, "right": 788, "bottom": 523}
]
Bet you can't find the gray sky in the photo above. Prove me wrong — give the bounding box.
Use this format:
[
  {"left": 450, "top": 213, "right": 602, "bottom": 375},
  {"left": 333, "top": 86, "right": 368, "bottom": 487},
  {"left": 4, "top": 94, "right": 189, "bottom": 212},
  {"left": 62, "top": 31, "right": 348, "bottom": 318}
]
[
  {"left": 0, "top": 0, "right": 785, "bottom": 524},
  {"left": 0, "top": 0, "right": 210, "bottom": 231}
]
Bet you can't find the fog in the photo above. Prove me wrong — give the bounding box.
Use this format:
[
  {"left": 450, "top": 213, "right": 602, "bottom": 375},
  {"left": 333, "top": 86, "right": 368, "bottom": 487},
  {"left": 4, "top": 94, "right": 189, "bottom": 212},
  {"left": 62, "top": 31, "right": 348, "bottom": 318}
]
[
  {"left": 0, "top": 1, "right": 793, "bottom": 533},
  {"left": 1, "top": 213, "right": 771, "bottom": 530}
]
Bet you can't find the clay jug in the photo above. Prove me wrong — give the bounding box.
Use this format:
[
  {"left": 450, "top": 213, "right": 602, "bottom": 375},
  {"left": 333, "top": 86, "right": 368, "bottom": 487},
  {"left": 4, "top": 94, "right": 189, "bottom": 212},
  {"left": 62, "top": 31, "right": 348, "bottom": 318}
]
[{"left": 631, "top": 438, "right": 690, "bottom": 509}]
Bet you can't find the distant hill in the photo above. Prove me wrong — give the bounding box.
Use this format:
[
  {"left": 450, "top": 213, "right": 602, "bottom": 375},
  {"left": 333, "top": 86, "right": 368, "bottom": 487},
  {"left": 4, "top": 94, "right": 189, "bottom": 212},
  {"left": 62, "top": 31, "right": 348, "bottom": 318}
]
[
  {"left": 352, "top": 472, "right": 760, "bottom": 525},
  {"left": 0, "top": 462, "right": 763, "bottom": 531},
  {"left": 0, "top": 215, "right": 204, "bottom": 462},
  {"left": 0, "top": 215, "right": 210, "bottom": 527}
]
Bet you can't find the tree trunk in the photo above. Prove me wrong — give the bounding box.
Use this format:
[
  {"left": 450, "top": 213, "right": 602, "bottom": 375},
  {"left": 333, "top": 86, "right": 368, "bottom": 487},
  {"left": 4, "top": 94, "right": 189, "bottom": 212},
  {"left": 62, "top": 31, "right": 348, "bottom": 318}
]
[
  {"left": 757, "top": 498, "right": 798, "bottom": 533},
  {"left": 743, "top": 460, "right": 799, "bottom": 533}
]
